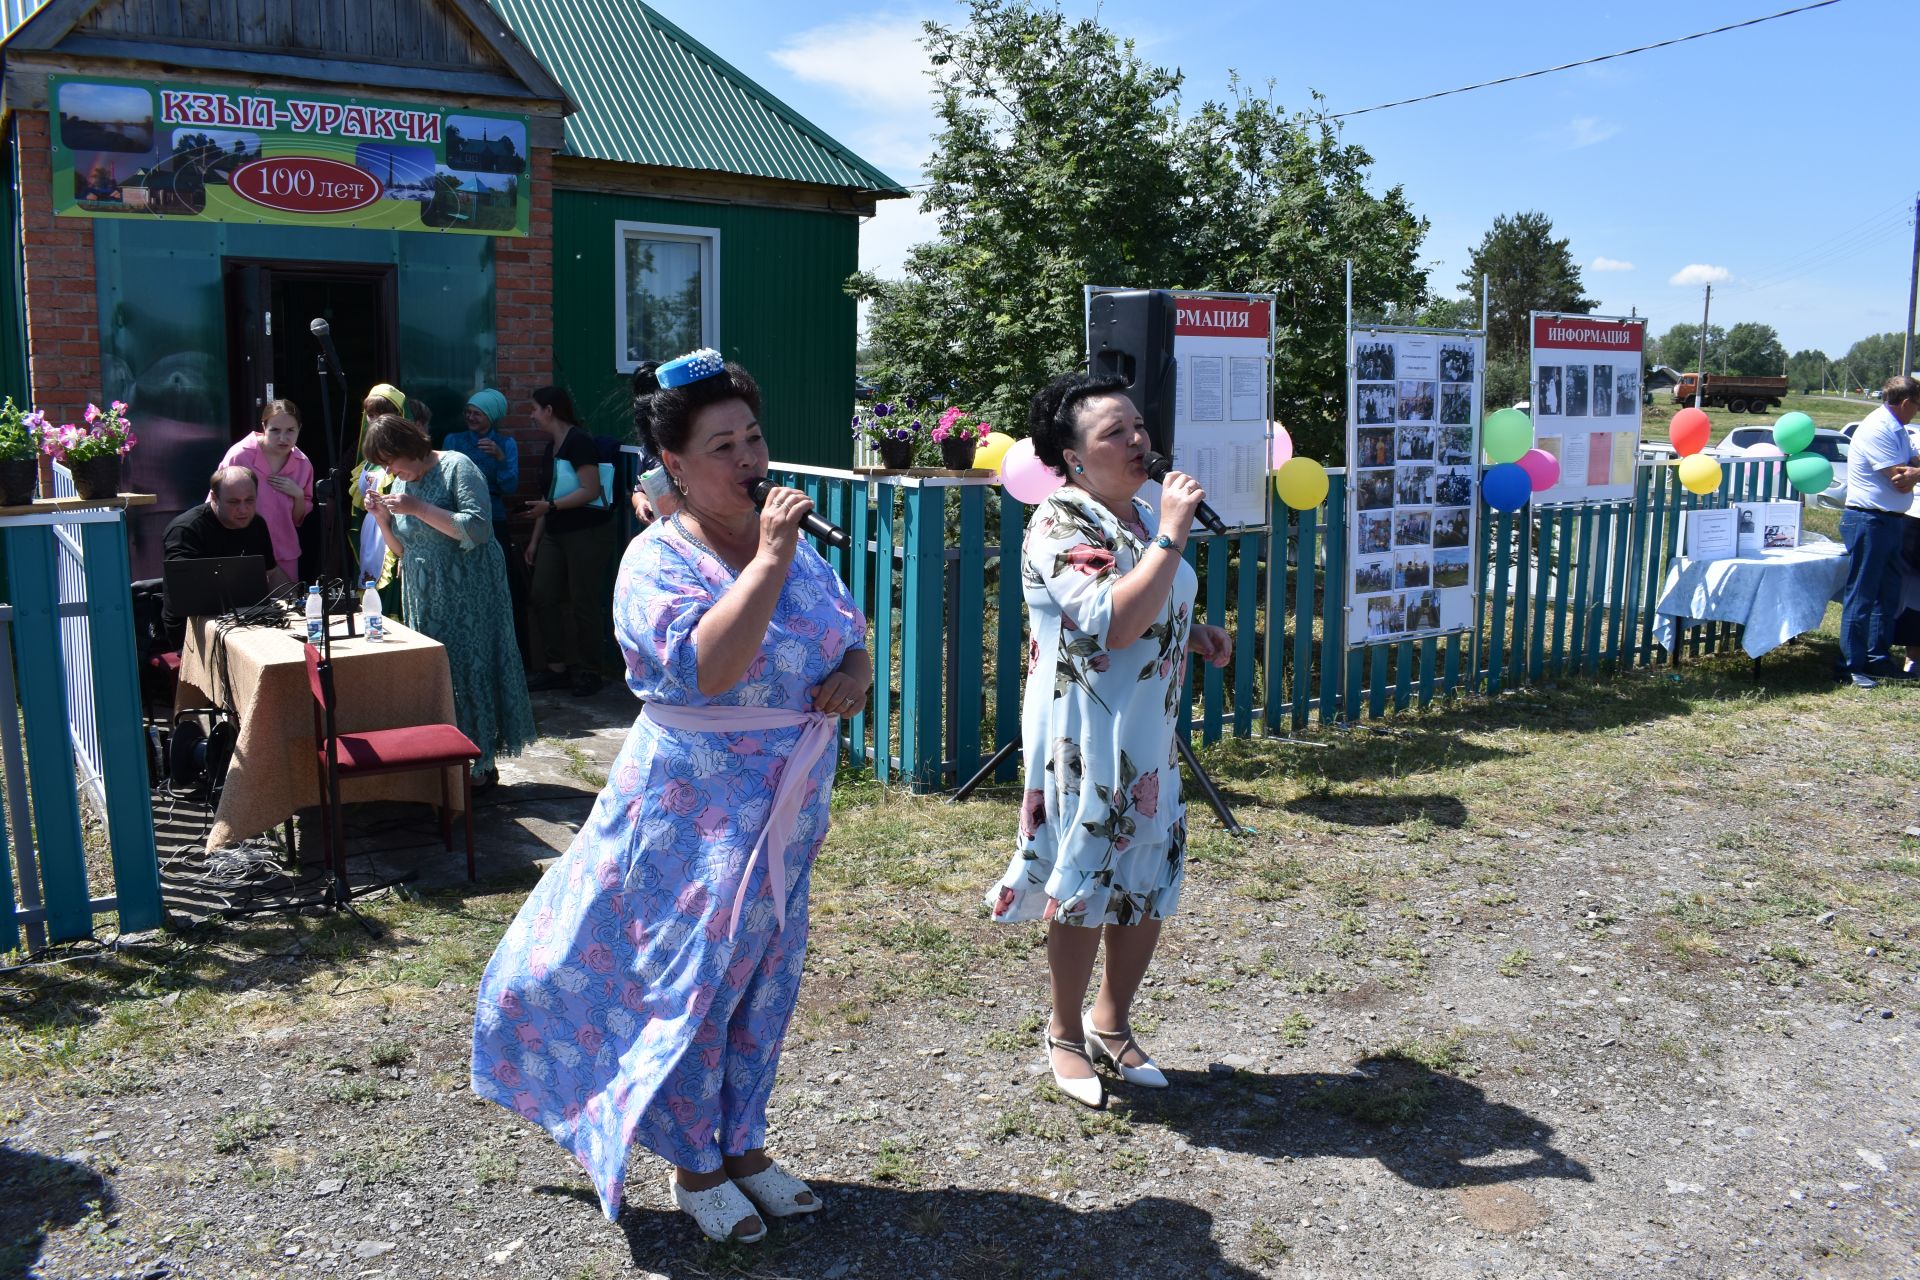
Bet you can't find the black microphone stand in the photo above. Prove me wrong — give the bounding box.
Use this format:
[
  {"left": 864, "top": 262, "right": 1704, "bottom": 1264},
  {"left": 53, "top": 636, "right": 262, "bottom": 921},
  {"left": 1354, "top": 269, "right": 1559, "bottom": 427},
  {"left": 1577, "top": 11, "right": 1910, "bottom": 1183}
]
[
  {"left": 314, "top": 346, "right": 358, "bottom": 642},
  {"left": 949, "top": 729, "right": 1246, "bottom": 836}
]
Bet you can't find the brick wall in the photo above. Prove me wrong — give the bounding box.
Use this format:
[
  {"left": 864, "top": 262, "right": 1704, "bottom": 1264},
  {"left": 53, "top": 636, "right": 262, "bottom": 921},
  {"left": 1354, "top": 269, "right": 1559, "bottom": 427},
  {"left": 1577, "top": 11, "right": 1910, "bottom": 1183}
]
[
  {"left": 16, "top": 111, "right": 100, "bottom": 427},
  {"left": 493, "top": 145, "right": 553, "bottom": 452}
]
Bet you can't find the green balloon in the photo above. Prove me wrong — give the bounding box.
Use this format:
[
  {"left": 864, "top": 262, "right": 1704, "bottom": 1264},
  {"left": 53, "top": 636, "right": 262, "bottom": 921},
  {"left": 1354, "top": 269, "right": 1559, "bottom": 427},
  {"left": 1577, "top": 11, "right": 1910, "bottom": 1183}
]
[
  {"left": 1784, "top": 450, "right": 1832, "bottom": 496},
  {"left": 1774, "top": 411, "right": 1815, "bottom": 455},
  {"left": 1482, "top": 408, "right": 1533, "bottom": 464}
]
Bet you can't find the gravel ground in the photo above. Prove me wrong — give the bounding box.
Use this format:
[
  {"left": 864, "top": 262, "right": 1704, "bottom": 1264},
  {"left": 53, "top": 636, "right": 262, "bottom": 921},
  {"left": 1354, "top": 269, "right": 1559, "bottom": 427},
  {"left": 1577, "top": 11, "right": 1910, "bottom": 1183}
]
[{"left": 4, "top": 670, "right": 1918, "bottom": 1279}]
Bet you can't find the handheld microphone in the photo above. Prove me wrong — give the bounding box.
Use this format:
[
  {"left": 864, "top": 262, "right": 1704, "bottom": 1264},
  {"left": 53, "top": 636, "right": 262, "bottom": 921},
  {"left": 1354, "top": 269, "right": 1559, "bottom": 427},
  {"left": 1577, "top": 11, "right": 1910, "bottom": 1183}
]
[
  {"left": 747, "top": 477, "right": 850, "bottom": 550},
  {"left": 1142, "top": 451, "right": 1227, "bottom": 536},
  {"left": 309, "top": 317, "right": 346, "bottom": 384}
]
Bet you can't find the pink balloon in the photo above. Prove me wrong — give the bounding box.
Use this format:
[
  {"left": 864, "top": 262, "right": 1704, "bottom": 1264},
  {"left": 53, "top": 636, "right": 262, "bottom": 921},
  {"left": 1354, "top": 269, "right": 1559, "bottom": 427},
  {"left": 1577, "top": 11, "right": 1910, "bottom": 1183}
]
[
  {"left": 1517, "top": 447, "right": 1560, "bottom": 493},
  {"left": 999, "top": 437, "right": 1064, "bottom": 505},
  {"left": 1744, "top": 442, "right": 1785, "bottom": 459},
  {"left": 1269, "top": 424, "right": 1294, "bottom": 470}
]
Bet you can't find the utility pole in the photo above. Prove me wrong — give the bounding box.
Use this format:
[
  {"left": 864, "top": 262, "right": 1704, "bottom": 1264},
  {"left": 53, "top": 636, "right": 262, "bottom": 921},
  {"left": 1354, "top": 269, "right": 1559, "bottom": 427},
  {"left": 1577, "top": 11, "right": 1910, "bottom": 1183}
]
[
  {"left": 1695, "top": 283, "right": 1712, "bottom": 408},
  {"left": 1905, "top": 193, "right": 1920, "bottom": 376}
]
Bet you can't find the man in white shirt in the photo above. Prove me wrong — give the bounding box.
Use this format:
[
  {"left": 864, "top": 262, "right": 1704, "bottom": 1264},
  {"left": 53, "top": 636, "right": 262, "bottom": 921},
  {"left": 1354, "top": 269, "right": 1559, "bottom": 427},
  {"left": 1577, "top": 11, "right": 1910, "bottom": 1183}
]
[{"left": 1838, "top": 376, "right": 1920, "bottom": 687}]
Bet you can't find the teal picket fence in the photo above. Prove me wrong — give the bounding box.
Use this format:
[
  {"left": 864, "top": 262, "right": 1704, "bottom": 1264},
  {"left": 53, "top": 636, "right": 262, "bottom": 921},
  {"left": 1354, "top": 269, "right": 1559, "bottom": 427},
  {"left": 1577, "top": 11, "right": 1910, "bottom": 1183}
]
[
  {"left": 771, "top": 457, "right": 1797, "bottom": 792},
  {"left": 0, "top": 501, "right": 162, "bottom": 952}
]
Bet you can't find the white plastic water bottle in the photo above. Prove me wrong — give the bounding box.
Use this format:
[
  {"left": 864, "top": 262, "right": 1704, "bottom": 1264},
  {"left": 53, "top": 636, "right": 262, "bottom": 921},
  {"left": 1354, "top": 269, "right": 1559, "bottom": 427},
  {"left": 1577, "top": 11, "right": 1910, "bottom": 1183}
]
[
  {"left": 305, "top": 584, "right": 324, "bottom": 647},
  {"left": 361, "top": 580, "right": 385, "bottom": 642}
]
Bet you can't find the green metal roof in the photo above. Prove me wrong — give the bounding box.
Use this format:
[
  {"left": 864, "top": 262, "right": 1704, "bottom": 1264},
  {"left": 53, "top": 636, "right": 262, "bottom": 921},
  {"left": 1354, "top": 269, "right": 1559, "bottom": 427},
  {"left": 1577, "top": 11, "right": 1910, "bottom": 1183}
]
[{"left": 488, "top": 0, "right": 905, "bottom": 195}]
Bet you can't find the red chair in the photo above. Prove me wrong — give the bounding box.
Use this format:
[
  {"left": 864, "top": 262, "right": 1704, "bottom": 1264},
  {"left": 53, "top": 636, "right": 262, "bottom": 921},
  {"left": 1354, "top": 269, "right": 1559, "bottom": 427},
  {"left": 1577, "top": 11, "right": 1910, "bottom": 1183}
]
[{"left": 303, "top": 642, "right": 481, "bottom": 883}]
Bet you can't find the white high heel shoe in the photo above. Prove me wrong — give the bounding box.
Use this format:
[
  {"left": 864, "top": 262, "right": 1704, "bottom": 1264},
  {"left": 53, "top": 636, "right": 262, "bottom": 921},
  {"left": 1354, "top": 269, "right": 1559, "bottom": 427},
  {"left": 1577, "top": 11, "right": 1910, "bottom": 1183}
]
[
  {"left": 1042, "top": 1027, "right": 1106, "bottom": 1108},
  {"left": 1084, "top": 1016, "right": 1169, "bottom": 1089}
]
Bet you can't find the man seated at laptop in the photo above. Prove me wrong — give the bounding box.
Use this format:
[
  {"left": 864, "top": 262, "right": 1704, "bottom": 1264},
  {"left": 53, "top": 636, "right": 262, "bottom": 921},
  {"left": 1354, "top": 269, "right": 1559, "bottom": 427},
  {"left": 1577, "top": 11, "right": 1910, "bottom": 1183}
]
[{"left": 160, "top": 466, "right": 288, "bottom": 644}]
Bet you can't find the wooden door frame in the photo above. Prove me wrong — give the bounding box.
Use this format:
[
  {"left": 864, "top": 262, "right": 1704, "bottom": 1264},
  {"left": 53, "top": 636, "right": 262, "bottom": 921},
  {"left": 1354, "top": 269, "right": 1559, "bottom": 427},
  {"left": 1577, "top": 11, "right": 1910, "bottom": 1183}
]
[{"left": 221, "top": 257, "right": 401, "bottom": 433}]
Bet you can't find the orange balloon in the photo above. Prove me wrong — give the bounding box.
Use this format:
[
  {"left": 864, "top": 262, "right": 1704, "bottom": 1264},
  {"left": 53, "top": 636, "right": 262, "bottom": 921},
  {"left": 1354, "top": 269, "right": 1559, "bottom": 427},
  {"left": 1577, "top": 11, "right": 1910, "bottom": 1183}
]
[{"left": 1670, "top": 407, "right": 1711, "bottom": 457}]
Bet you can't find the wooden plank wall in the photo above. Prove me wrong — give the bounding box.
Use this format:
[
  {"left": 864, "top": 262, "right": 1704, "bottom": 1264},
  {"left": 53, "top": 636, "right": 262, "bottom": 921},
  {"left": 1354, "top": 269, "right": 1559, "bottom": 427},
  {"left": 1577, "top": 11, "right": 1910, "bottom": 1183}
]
[{"left": 77, "top": 0, "right": 505, "bottom": 68}]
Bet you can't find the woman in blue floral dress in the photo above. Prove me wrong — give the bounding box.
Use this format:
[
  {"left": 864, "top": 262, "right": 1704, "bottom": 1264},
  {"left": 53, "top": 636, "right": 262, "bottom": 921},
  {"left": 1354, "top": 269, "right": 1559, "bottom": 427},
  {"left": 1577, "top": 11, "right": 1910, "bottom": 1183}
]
[
  {"left": 471, "top": 353, "right": 869, "bottom": 1244},
  {"left": 985, "top": 375, "right": 1231, "bottom": 1109}
]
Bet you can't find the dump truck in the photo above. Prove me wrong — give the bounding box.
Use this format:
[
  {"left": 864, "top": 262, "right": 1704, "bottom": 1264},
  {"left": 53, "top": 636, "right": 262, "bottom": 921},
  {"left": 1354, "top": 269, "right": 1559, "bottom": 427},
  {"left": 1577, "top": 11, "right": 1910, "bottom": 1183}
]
[{"left": 1671, "top": 373, "right": 1788, "bottom": 413}]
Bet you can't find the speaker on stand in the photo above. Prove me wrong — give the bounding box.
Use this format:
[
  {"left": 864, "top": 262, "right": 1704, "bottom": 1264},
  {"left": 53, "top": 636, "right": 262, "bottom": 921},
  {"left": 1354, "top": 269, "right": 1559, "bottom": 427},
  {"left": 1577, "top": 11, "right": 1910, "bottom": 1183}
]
[{"left": 1087, "top": 288, "right": 1178, "bottom": 457}]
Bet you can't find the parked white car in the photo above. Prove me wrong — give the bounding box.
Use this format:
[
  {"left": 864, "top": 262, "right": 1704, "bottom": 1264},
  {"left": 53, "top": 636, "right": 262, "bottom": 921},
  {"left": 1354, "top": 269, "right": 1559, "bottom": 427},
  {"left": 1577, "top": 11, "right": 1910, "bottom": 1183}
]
[{"left": 1712, "top": 426, "right": 1850, "bottom": 509}]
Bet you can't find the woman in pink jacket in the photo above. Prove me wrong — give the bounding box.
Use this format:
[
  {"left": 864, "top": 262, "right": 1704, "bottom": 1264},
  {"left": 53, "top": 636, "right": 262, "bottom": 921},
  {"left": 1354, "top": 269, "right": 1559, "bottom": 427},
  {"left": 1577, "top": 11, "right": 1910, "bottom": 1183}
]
[{"left": 216, "top": 398, "right": 314, "bottom": 585}]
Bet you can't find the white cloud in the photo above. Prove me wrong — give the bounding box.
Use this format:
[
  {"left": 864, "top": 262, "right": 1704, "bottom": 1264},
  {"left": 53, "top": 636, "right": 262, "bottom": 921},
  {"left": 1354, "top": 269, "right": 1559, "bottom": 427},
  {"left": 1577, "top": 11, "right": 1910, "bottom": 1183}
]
[
  {"left": 1555, "top": 116, "right": 1619, "bottom": 150},
  {"left": 1589, "top": 256, "right": 1634, "bottom": 273},
  {"left": 1669, "top": 263, "right": 1731, "bottom": 287},
  {"left": 770, "top": 16, "right": 936, "bottom": 112}
]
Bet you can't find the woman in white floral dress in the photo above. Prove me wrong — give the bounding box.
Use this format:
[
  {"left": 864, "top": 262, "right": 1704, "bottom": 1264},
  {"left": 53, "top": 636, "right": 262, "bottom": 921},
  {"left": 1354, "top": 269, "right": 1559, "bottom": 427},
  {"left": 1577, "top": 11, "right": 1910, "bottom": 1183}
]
[{"left": 985, "top": 374, "right": 1232, "bottom": 1108}]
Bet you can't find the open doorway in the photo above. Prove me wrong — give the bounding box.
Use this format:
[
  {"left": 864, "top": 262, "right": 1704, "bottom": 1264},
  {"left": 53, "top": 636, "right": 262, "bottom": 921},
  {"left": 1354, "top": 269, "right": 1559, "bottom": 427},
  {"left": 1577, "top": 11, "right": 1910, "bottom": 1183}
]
[
  {"left": 224, "top": 261, "right": 397, "bottom": 579},
  {"left": 224, "top": 260, "right": 398, "bottom": 476}
]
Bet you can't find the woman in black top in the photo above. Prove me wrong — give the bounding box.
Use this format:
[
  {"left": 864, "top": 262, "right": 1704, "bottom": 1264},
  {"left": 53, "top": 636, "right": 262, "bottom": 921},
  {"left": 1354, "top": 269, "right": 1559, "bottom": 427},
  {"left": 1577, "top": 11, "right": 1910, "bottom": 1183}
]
[{"left": 522, "top": 386, "right": 615, "bottom": 696}]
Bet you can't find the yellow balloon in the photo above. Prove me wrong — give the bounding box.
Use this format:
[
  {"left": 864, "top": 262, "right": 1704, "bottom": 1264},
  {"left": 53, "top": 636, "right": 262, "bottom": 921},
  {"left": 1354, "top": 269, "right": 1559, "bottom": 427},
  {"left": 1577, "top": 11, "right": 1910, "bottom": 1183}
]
[
  {"left": 1274, "top": 457, "right": 1330, "bottom": 511},
  {"left": 1677, "top": 453, "right": 1722, "bottom": 496},
  {"left": 973, "top": 430, "right": 1015, "bottom": 475}
]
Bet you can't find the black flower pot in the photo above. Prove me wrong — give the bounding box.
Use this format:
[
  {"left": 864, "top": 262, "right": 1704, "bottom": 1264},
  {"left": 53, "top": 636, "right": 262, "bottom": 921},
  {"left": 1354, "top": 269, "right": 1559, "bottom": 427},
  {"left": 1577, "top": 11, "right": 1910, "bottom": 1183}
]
[
  {"left": 938, "top": 436, "right": 978, "bottom": 470},
  {"left": 67, "top": 455, "right": 121, "bottom": 500},
  {"left": 0, "top": 457, "right": 36, "bottom": 506},
  {"left": 877, "top": 438, "right": 915, "bottom": 470}
]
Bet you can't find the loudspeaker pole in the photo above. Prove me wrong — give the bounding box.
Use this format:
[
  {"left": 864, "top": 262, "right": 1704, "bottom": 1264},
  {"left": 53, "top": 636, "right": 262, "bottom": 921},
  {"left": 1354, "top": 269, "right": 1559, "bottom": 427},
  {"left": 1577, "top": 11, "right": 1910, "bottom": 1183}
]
[{"left": 1904, "top": 192, "right": 1919, "bottom": 377}]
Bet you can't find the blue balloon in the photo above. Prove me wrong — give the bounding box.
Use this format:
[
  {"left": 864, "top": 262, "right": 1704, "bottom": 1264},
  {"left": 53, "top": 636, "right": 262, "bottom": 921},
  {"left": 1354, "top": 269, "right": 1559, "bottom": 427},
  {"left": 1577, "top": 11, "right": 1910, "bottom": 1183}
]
[{"left": 1481, "top": 462, "right": 1531, "bottom": 512}]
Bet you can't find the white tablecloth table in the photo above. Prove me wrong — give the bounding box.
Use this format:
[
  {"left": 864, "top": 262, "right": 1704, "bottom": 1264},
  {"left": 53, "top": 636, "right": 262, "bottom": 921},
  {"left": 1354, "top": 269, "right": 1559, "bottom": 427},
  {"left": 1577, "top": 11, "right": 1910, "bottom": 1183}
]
[{"left": 1652, "top": 541, "right": 1850, "bottom": 659}]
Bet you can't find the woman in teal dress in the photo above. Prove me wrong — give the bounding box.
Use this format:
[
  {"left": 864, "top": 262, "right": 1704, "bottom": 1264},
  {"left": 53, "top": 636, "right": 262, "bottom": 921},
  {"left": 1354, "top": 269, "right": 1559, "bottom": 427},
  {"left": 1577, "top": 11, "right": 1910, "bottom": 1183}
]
[{"left": 364, "top": 413, "right": 536, "bottom": 788}]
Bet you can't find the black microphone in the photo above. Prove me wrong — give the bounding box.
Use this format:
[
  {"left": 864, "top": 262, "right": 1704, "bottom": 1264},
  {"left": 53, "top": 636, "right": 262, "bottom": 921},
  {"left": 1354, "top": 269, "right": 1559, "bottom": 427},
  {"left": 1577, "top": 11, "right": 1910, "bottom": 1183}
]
[
  {"left": 747, "top": 477, "right": 850, "bottom": 550},
  {"left": 1143, "top": 451, "right": 1227, "bottom": 536},
  {"left": 309, "top": 317, "right": 346, "bottom": 383}
]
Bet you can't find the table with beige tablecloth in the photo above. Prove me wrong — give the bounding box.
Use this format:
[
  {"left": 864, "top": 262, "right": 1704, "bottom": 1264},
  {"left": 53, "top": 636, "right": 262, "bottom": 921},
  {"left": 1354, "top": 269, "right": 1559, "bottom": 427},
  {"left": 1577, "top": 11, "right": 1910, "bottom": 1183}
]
[{"left": 176, "top": 615, "right": 462, "bottom": 851}]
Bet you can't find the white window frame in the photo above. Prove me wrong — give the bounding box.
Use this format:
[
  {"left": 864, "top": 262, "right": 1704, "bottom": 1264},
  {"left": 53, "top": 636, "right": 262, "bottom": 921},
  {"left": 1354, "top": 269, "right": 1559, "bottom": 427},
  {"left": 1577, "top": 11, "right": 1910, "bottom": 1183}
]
[{"left": 613, "top": 220, "right": 720, "bottom": 373}]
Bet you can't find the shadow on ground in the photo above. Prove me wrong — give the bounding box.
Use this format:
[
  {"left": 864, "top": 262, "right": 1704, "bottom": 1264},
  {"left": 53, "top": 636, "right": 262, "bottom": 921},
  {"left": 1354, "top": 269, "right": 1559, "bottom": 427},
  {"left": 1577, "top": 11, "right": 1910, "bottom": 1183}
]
[
  {"left": 1139, "top": 1057, "right": 1591, "bottom": 1192},
  {"left": 612, "top": 1186, "right": 1264, "bottom": 1279},
  {"left": 0, "top": 1146, "right": 112, "bottom": 1280}
]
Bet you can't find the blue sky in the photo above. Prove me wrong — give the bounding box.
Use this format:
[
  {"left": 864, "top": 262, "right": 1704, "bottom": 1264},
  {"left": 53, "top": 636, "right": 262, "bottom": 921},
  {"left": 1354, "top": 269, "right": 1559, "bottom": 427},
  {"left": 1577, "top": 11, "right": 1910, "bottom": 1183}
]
[{"left": 673, "top": 0, "right": 1903, "bottom": 361}]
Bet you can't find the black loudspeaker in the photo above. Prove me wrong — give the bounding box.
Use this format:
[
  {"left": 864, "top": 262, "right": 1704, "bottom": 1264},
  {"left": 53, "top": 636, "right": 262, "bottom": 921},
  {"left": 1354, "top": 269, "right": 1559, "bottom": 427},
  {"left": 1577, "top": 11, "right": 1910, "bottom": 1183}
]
[{"left": 1087, "top": 289, "right": 1178, "bottom": 456}]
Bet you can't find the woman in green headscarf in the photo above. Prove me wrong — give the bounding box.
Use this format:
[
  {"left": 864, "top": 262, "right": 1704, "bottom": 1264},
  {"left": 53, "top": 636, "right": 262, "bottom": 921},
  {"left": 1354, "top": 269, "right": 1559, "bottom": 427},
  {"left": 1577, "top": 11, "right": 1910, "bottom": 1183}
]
[{"left": 354, "top": 384, "right": 408, "bottom": 613}]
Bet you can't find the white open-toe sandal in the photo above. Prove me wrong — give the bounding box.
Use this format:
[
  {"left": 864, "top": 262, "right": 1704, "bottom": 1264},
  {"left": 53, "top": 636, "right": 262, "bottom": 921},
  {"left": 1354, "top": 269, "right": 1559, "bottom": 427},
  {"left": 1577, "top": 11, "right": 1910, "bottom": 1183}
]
[
  {"left": 734, "top": 1160, "right": 822, "bottom": 1217},
  {"left": 1084, "top": 1017, "right": 1169, "bottom": 1089},
  {"left": 669, "top": 1176, "right": 767, "bottom": 1243}
]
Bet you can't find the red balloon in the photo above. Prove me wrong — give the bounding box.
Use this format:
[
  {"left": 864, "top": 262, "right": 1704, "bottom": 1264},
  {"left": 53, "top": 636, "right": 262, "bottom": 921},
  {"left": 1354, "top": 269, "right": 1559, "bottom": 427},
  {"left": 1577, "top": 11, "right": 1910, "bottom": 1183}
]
[{"left": 1670, "top": 407, "right": 1711, "bottom": 457}]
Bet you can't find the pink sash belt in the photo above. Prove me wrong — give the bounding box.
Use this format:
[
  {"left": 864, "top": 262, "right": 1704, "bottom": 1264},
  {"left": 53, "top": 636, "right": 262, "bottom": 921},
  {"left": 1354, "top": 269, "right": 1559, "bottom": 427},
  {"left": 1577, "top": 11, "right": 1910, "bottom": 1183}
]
[{"left": 640, "top": 702, "right": 838, "bottom": 938}]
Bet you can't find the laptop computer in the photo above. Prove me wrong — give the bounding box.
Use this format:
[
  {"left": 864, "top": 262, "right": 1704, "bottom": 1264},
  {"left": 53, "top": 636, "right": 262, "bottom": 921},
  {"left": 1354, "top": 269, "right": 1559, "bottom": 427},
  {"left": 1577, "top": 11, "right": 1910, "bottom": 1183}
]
[{"left": 162, "top": 555, "right": 272, "bottom": 620}]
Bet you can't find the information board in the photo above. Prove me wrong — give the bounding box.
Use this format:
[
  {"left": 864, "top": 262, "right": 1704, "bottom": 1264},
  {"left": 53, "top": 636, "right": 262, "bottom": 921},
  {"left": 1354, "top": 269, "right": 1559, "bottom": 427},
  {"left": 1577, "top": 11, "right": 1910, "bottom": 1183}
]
[
  {"left": 52, "top": 76, "right": 529, "bottom": 236},
  {"left": 1528, "top": 312, "right": 1647, "bottom": 505},
  {"left": 1345, "top": 328, "right": 1484, "bottom": 645},
  {"left": 1169, "top": 293, "right": 1274, "bottom": 531}
]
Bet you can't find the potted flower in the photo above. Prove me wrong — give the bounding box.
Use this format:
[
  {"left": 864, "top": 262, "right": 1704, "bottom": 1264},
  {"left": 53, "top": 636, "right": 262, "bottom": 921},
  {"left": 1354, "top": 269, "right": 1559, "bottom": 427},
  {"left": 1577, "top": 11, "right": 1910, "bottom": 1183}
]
[
  {"left": 42, "top": 400, "right": 136, "bottom": 499},
  {"left": 932, "top": 405, "right": 990, "bottom": 470},
  {"left": 0, "top": 397, "right": 44, "bottom": 506},
  {"left": 853, "top": 398, "right": 920, "bottom": 470}
]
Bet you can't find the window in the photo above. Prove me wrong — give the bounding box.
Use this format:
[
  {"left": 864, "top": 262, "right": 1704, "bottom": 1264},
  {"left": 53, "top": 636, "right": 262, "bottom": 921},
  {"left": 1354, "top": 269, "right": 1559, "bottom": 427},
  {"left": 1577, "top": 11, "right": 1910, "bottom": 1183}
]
[{"left": 614, "top": 221, "right": 719, "bottom": 373}]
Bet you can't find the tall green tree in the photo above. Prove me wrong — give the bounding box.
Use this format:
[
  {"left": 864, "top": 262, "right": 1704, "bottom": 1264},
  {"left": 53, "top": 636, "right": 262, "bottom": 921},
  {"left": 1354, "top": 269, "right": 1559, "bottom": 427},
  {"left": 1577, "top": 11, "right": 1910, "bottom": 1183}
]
[
  {"left": 1653, "top": 322, "right": 1723, "bottom": 371},
  {"left": 1461, "top": 211, "right": 1594, "bottom": 357},
  {"left": 850, "top": 0, "right": 1429, "bottom": 463},
  {"left": 1721, "top": 322, "right": 1786, "bottom": 377},
  {"left": 1840, "top": 332, "right": 1905, "bottom": 389},
  {"left": 1786, "top": 348, "right": 1830, "bottom": 392}
]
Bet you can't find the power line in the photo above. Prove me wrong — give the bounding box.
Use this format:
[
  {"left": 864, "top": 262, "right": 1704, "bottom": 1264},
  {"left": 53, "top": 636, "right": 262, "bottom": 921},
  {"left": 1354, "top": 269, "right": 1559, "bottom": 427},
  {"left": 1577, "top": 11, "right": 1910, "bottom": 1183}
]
[{"left": 1328, "top": 0, "right": 1844, "bottom": 120}]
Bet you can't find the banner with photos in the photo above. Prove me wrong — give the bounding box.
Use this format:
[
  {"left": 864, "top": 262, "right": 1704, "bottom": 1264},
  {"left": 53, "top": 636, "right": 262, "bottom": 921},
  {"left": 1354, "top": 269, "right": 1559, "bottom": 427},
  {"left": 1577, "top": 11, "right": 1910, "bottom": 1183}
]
[
  {"left": 1527, "top": 312, "right": 1647, "bottom": 505},
  {"left": 1346, "top": 329, "right": 1484, "bottom": 645}
]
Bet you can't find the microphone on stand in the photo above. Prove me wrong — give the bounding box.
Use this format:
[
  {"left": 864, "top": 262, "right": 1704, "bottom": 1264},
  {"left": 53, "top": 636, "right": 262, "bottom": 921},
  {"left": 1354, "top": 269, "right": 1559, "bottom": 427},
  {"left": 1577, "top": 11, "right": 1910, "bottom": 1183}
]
[
  {"left": 1142, "top": 451, "right": 1227, "bottom": 537},
  {"left": 747, "top": 477, "right": 851, "bottom": 550},
  {"left": 309, "top": 317, "right": 347, "bottom": 386}
]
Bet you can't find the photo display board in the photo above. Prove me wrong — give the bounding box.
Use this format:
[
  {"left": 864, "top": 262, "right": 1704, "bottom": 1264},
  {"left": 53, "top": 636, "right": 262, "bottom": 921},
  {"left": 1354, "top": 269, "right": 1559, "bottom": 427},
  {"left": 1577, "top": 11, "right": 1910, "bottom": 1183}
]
[
  {"left": 52, "top": 76, "right": 530, "bottom": 236},
  {"left": 1528, "top": 313, "right": 1647, "bottom": 505},
  {"left": 1170, "top": 293, "right": 1275, "bottom": 530},
  {"left": 1346, "top": 329, "right": 1484, "bottom": 645}
]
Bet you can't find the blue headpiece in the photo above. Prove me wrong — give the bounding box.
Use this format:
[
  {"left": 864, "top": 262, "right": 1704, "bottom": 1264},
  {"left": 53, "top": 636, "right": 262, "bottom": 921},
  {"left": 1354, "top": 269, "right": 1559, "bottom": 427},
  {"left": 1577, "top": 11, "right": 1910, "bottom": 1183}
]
[{"left": 656, "top": 348, "right": 726, "bottom": 389}]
